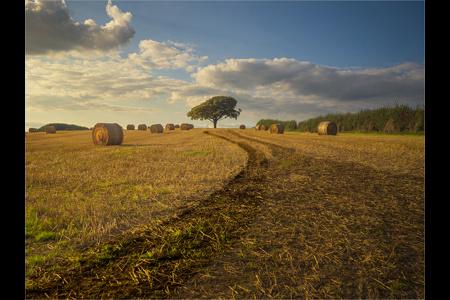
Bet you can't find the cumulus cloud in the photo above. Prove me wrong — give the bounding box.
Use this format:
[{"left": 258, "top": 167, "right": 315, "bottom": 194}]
[
  {"left": 25, "top": 53, "right": 189, "bottom": 113},
  {"left": 159, "top": 57, "right": 423, "bottom": 121},
  {"left": 192, "top": 58, "right": 424, "bottom": 104},
  {"left": 25, "top": 0, "right": 135, "bottom": 55},
  {"left": 25, "top": 33, "right": 424, "bottom": 123},
  {"left": 128, "top": 39, "right": 208, "bottom": 71}
]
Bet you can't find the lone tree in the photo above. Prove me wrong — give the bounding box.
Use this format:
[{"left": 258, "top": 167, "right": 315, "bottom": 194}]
[{"left": 187, "top": 96, "right": 241, "bottom": 128}]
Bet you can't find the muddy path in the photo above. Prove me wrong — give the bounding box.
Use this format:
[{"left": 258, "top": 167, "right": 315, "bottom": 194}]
[
  {"left": 26, "top": 130, "right": 269, "bottom": 299},
  {"left": 26, "top": 130, "right": 424, "bottom": 299}
]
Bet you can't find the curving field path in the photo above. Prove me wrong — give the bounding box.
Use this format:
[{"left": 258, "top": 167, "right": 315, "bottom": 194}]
[{"left": 26, "top": 129, "right": 424, "bottom": 299}]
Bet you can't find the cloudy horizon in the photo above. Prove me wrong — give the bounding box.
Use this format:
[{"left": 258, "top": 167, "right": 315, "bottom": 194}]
[{"left": 25, "top": 0, "right": 424, "bottom": 131}]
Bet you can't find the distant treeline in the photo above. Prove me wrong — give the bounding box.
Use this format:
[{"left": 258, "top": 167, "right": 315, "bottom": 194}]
[
  {"left": 256, "top": 119, "right": 297, "bottom": 131},
  {"left": 36, "top": 123, "right": 90, "bottom": 132},
  {"left": 257, "top": 103, "right": 425, "bottom": 134}
]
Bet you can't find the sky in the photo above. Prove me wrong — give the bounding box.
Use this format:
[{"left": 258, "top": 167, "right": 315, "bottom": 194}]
[{"left": 25, "top": 0, "right": 425, "bottom": 130}]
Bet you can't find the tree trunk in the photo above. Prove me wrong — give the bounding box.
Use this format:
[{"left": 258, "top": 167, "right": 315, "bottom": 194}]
[{"left": 213, "top": 119, "right": 217, "bottom": 128}]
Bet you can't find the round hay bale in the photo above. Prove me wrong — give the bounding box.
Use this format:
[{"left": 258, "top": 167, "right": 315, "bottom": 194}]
[
  {"left": 239, "top": 125, "right": 246, "bottom": 129},
  {"left": 255, "top": 125, "right": 261, "bottom": 130},
  {"left": 127, "top": 124, "right": 135, "bottom": 130},
  {"left": 259, "top": 125, "right": 268, "bottom": 131},
  {"left": 150, "top": 124, "right": 164, "bottom": 133},
  {"left": 317, "top": 121, "right": 338, "bottom": 135},
  {"left": 174, "top": 124, "right": 180, "bottom": 129},
  {"left": 45, "top": 126, "right": 56, "bottom": 134},
  {"left": 138, "top": 124, "right": 147, "bottom": 131},
  {"left": 165, "top": 123, "right": 175, "bottom": 130},
  {"left": 29, "top": 128, "right": 37, "bottom": 133},
  {"left": 92, "top": 123, "right": 123, "bottom": 145},
  {"left": 189, "top": 124, "right": 194, "bottom": 129},
  {"left": 269, "top": 124, "right": 284, "bottom": 134},
  {"left": 180, "top": 123, "right": 190, "bottom": 130}
]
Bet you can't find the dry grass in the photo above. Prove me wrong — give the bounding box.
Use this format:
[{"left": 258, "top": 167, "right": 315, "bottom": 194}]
[
  {"left": 174, "top": 130, "right": 424, "bottom": 299},
  {"left": 25, "top": 129, "right": 246, "bottom": 268},
  {"left": 26, "top": 129, "right": 424, "bottom": 299},
  {"left": 238, "top": 130, "right": 424, "bottom": 177}
]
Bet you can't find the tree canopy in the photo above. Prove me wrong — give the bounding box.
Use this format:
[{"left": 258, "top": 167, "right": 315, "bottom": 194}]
[
  {"left": 37, "top": 123, "right": 90, "bottom": 131},
  {"left": 186, "top": 96, "right": 241, "bottom": 128}
]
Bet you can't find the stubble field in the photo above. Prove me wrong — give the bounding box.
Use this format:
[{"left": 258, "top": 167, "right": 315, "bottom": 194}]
[{"left": 25, "top": 128, "right": 424, "bottom": 299}]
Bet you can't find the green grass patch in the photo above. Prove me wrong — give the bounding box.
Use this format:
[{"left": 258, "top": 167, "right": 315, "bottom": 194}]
[
  {"left": 25, "top": 208, "right": 58, "bottom": 240},
  {"left": 181, "top": 150, "right": 211, "bottom": 156},
  {"left": 35, "top": 231, "right": 59, "bottom": 242}
]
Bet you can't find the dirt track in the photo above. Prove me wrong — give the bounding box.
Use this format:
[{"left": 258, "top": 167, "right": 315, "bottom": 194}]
[{"left": 26, "top": 130, "right": 424, "bottom": 299}]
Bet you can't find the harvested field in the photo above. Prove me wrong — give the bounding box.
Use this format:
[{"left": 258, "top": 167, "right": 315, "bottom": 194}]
[
  {"left": 25, "top": 130, "right": 247, "bottom": 271},
  {"left": 26, "top": 129, "right": 424, "bottom": 299}
]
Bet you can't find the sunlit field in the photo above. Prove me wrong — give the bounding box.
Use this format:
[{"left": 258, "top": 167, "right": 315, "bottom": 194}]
[
  {"left": 26, "top": 128, "right": 424, "bottom": 299},
  {"left": 25, "top": 129, "right": 246, "bottom": 265}
]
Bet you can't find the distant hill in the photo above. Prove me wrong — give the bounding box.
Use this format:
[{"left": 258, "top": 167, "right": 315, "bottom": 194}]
[{"left": 37, "top": 123, "right": 90, "bottom": 132}]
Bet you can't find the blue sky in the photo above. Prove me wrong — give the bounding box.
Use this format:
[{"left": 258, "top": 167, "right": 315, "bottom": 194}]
[{"left": 25, "top": 0, "right": 424, "bottom": 130}]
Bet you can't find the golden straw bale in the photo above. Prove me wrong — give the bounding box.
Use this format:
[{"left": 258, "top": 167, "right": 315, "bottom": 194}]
[
  {"left": 92, "top": 123, "right": 123, "bottom": 145},
  {"left": 165, "top": 123, "right": 175, "bottom": 130},
  {"left": 317, "top": 121, "right": 338, "bottom": 135},
  {"left": 180, "top": 123, "right": 190, "bottom": 130},
  {"left": 150, "top": 124, "right": 164, "bottom": 133},
  {"left": 239, "top": 125, "right": 246, "bottom": 129},
  {"left": 138, "top": 124, "right": 147, "bottom": 131},
  {"left": 45, "top": 126, "right": 56, "bottom": 134},
  {"left": 174, "top": 124, "right": 180, "bottom": 129},
  {"left": 189, "top": 124, "right": 194, "bottom": 129},
  {"left": 126, "top": 124, "right": 135, "bottom": 130},
  {"left": 29, "top": 128, "right": 37, "bottom": 133},
  {"left": 269, "top": 124, "right": 284, "bottom": 134},
  {"left": 255, "top": 125, "right": 261, "bottom": 130},
  {"left": 259, "top": 125, "right": 268, "bottom": 131}
]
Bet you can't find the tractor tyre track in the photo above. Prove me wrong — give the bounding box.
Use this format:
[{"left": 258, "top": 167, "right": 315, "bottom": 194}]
[
  {"left": 173, "top": 130, "right": 424, "bottom": 299},
  {"left": 26, "top": 129, "right": 424, "bottom": 299},
  {"left": 26, "top": 130, "right": 268, "bottom": 299}
]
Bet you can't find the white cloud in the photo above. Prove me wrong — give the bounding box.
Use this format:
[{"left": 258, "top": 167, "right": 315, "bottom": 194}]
[
  {"left": 26, "top": 54, "right": 425, "bottom": 123},
  {"left": 192, "top": 58, "right": 424, "bottom": 104},
  {"left": 24, "top": 0, "right": 425, "bottom": 127},
  {"left": 25, "top": 53, "right": 189, "bottom": 113},
  {"left": 25, "top": 0, "right": 135, "bottom": 55},
  {"left": 128, "top": 39, "right": 208, "bottom": 71},
  {"left": 167, "top": 84, "right": 223, "bottom": 107},
  {"left": 25, "top": 1, "right": 424, "bottom": 127}
]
